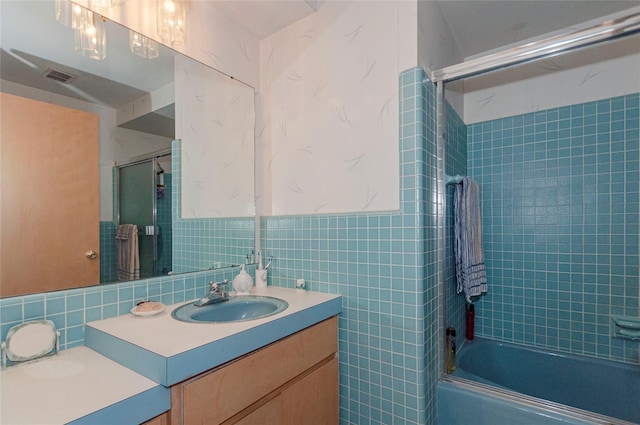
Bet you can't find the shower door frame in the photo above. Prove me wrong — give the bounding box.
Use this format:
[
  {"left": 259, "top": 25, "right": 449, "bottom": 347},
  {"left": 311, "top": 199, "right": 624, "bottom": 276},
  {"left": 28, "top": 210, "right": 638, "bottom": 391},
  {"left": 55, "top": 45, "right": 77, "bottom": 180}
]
[
  {"left": 433, "top": 6, "right": 640, "bottom": 379},
  {"left": 115, "top": 150, "right": 171, "bottom": 280}
]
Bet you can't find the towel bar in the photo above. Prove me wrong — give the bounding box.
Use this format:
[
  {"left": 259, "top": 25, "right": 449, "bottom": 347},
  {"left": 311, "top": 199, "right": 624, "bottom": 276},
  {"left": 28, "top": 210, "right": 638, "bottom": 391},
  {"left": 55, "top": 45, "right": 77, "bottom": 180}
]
[{"left": 446, "top": 174, "right": 464, "bottom": 185}]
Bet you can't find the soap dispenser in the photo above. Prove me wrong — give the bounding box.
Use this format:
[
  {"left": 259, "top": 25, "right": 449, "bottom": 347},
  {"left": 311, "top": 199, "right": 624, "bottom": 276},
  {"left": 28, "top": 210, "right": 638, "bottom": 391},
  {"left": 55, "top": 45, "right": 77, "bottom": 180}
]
[{"left": 232, "top": 265, "right": 253, "bottom": 294}]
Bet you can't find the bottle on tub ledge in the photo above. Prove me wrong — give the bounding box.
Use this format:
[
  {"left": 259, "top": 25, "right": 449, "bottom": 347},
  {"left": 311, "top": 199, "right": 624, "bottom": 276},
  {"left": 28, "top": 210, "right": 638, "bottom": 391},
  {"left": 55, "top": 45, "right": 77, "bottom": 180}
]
[
  {"left": 466, "top": 303, "right": 475, "bottom": 340},
  {"left": 445, "top": 327, "right": 456, "bottom": 374}
]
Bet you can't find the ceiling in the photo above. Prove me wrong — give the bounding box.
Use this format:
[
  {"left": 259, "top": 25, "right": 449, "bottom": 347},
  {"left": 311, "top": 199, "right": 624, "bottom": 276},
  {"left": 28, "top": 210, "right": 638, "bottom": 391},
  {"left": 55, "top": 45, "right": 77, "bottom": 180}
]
[
  {"left": 2, "top": 0, "right": 638, "bottom": 114},
  {"left": 210, "top": 0, "right": 320, "bottom": 39},
  {"left": 214, "top": 0, "right": 640, "bottom": 59},
  {"left": 435, "top": 0, "right": 640, "bottom": 59},
  {"left": 0, "top": 1, "right": 319, "bottom": 111}
]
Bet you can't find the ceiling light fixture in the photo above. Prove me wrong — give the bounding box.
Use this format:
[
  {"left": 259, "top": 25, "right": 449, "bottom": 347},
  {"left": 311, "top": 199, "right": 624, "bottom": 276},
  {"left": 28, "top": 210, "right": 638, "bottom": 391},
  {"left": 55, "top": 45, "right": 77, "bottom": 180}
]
[
  {"left": 56, "top": 0, "right": 114, "bottom": 28},
  {"left": 54, "top": 0, "right": 73, "bottom": 27},
  {"left": 71, "top": 4, "right": 93, "bottom": 30},
  {"left": 129, "top": 31, "right": 160, "bottom": 59},
  {"left": 74, "top": 9, "right": 107, "bottom": 60},
  {"left": 55, "top": 0, "right": 113, "bottom": 61},
  {"left": 157, "top": 0, "right": 186, "bottom": 46},
  {"left": 90, "top": 0, "right": 115, "bottom": 15},
  {"left": 55, "top": 0, "right": 90, "bottom": 29}
]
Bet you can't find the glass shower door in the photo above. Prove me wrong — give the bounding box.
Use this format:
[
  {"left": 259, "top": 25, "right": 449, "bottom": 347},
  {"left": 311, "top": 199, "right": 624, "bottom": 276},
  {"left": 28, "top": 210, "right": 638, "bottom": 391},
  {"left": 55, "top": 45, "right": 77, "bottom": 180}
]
[{"left": 119, "top": 160, "right": 155, "bottom": 278}]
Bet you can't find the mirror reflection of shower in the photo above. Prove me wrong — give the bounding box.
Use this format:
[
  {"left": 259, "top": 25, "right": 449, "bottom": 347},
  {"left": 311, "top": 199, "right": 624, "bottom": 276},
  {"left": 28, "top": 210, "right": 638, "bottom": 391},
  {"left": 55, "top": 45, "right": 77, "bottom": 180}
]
[{"left": 116, "top": 152, "right": 172, "bottom": 281}]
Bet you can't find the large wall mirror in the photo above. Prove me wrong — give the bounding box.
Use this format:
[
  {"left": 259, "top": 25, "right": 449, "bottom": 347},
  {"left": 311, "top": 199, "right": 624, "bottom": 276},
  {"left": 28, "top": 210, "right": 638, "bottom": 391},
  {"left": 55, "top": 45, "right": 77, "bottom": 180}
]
[{"left": 0, "top": 0, "right": 255, "bottom": 298}]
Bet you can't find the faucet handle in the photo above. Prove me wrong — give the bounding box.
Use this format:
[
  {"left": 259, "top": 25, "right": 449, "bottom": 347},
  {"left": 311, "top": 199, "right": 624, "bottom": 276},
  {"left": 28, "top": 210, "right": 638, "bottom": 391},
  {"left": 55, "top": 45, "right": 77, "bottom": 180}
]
[{"left": 209, "top": 279, "right": 229, "bottom": 294}]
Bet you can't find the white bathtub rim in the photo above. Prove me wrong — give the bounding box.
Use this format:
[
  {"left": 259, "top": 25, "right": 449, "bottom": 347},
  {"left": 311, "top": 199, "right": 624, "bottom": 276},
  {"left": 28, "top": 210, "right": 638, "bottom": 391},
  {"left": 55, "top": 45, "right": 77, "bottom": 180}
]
[{"left": 441, "top": 376, "right": 637, "bottom": 425}]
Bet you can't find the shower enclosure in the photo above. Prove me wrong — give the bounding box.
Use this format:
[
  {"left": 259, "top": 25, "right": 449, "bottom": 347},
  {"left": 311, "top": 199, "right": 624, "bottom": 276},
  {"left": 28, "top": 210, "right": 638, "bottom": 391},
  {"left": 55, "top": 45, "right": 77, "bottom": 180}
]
[
  {"left": 436, "top": 9, "right": 640, "bottom": 424},
  {"left": 117, "top": 152, "right": 172, "bottom": 280}
]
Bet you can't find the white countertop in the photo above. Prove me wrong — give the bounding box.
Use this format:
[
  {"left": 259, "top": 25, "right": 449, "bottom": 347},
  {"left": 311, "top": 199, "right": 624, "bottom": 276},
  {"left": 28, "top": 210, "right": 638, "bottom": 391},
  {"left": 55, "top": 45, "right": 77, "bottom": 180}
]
[
  {"left": 85, "top": 286, "right": 342, "bottom": 386},
  {"left": 0, "top": 346, "right": 169, "bottom": 425},
  {"left": 87, "top": 287, "right": 339, "bottom": 357}
]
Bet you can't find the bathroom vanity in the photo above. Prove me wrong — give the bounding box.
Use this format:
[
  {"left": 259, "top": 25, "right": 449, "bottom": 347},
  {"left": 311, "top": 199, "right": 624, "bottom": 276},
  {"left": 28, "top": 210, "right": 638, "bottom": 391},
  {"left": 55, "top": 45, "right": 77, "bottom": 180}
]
[
  {"left": 1, "top": 287, "right": 341, "bottom": 424},
  {"left": 170, "top": 316, "right": 338, "bottom": 424}
]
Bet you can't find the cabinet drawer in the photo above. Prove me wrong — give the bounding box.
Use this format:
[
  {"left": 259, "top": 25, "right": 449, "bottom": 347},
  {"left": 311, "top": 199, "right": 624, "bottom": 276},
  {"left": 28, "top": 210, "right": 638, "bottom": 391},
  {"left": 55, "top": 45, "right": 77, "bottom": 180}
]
[{"left": 174, "top": 316, "right": 337, "bottom": 424}]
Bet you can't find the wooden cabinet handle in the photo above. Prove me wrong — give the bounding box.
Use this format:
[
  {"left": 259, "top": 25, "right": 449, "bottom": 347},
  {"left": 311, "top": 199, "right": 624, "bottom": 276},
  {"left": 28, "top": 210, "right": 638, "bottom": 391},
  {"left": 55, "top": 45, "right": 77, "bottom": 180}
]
[{"left": 85, "top": 250, "right": 97, "bottom": 260}]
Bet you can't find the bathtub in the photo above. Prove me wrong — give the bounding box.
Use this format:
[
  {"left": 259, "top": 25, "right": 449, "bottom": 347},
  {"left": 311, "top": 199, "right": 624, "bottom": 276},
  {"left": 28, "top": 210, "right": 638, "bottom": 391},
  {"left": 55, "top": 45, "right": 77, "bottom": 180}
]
[{"left": 451, "top": 338, "right": 640, "bottom": 424}]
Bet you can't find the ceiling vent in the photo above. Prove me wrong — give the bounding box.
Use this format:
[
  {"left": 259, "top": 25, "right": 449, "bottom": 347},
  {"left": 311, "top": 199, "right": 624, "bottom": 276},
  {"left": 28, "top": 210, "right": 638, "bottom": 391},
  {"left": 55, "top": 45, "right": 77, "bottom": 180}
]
[{"left": 42, "top": 68, "right": 77, "bottom": 84}]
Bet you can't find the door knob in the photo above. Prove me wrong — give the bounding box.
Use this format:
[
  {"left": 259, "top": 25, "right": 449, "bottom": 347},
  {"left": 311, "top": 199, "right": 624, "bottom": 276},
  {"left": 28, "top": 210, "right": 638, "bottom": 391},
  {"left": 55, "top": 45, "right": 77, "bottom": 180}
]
[{"left": 85, "top": 250, "right": 97, "bottom": 260}]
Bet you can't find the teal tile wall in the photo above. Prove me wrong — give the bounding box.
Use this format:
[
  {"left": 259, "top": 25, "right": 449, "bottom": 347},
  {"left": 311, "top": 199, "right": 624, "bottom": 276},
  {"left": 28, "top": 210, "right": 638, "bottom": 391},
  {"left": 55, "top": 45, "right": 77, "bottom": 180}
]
[
  {"left": 468, "top": 93, "right": 640, "bottom": 364},
  {"left": 172, "top": 217, "right": 254, "bottom": 270},
  {"left": 444, "top": 102, "right": 468, "bottom": 345},
  {"left": 171, "top": 140, "right": 255, "bottom": 272},
  {"left": 420, "top": 74, "right": 440, "bottom": 425},
  {"left": 100, "top": 221, "right": 117, "bottom": 283},
  {"left": 0, "top": 267, "right": 245, "bottom": 350},
  {"left": 262, "top": 68, "right": 439, "bottom": 425}
]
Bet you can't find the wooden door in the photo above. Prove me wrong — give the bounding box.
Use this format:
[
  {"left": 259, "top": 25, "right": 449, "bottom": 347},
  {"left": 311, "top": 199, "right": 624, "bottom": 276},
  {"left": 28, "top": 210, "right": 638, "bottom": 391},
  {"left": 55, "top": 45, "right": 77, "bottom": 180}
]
[{"left": 1, "top": 92, "right": 100, "bottom": 297}]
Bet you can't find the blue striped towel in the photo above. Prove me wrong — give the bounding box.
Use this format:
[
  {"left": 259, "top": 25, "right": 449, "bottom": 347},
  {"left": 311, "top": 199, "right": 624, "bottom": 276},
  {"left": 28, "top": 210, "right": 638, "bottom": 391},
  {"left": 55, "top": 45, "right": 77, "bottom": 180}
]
[{"left": 454, "top": 177, "right": 487, "bottom": 302}]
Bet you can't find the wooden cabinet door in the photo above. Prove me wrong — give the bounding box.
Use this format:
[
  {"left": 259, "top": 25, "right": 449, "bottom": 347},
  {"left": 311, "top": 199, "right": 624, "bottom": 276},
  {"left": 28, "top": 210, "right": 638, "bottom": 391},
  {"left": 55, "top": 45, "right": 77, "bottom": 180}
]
[
  {"left": 1, "top": 92, "right": 99, "bottom": 296},
  {"left": 281, "top": 357, "right": 339, "bottom": 425},
  {"left": 226, "top": 358, "right": 338, "bottom": 425},
  {"left": 230, "top": 396, "right": 283, "bottom": 425},
  {"left": 141, "top": 411, "right": 170, "bottom": 425}
]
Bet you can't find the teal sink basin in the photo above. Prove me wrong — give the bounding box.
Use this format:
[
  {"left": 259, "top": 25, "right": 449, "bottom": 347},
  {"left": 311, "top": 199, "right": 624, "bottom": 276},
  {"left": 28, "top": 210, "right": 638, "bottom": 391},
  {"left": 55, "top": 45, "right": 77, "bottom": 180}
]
[{"left": 171, "top": 296, "right": 289, "bottom": 323}]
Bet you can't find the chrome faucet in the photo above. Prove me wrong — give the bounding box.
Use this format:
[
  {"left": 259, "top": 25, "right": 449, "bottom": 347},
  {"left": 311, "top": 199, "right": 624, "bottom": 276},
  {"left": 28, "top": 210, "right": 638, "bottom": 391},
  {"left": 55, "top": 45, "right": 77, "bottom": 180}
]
[{"left": 194, "top": 279, "right": 229, "bottom": 307}]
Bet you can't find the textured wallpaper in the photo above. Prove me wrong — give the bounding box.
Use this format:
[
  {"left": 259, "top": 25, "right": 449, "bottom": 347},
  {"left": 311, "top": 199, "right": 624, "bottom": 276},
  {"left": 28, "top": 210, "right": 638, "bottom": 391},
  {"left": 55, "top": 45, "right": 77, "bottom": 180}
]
[
  {"left": 260, "top": 2, "right": 416, "bottom": 216},
  {"left": 176, "top": 56, "right": 255, "bottom": 218},
  {"left": 463, "top": 35, "right": 640, "bottom": 124}
]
